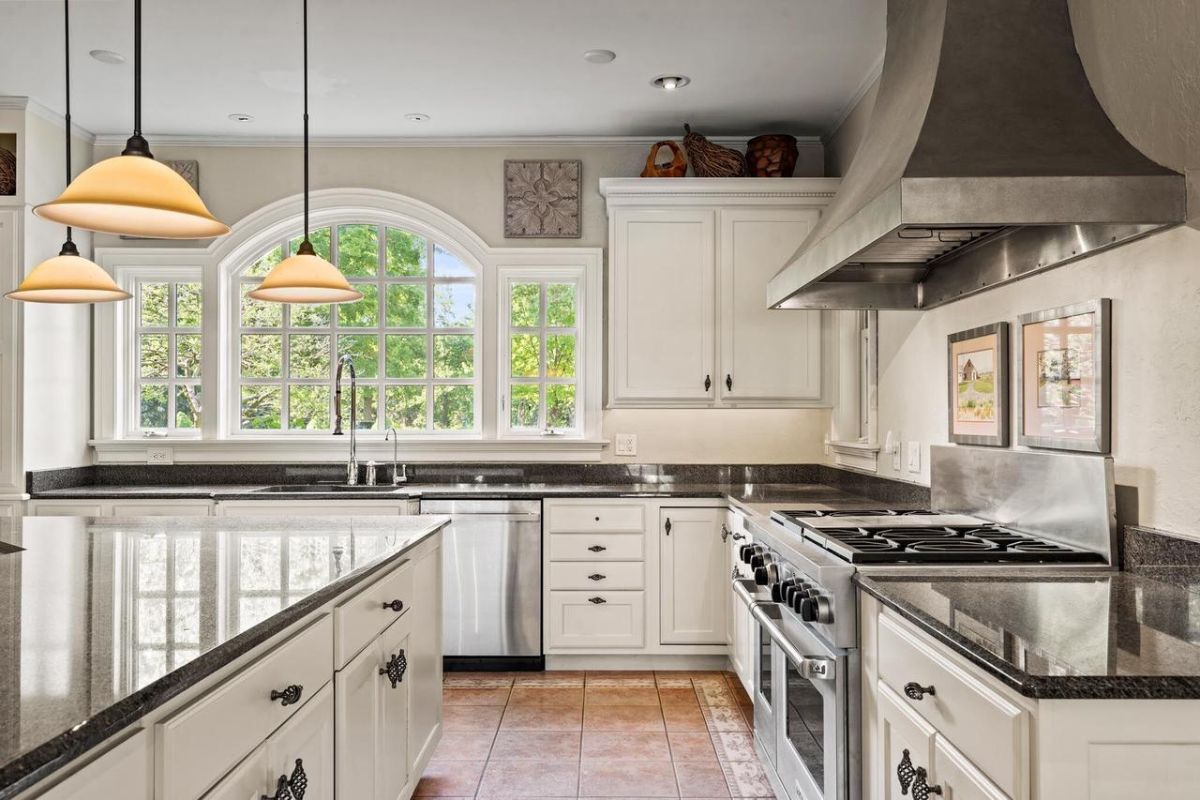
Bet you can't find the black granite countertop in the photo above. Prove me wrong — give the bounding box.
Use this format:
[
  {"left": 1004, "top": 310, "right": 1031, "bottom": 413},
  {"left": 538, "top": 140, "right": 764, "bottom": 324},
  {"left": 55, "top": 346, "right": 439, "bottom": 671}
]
[
  {"left": 30, "top": 481, "right": 898, "bottom": 507},
  {"left": 0, "top": 514, "right": 448, "bottom": 798},
  {"left": 856, "top": 570, "right": 1200, "bottom": 699}
]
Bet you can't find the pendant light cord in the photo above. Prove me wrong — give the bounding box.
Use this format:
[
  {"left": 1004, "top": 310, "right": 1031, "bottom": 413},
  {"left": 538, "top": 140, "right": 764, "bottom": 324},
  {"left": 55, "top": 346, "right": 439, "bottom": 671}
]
[
  {"left": 302, "top": 0, "right": 311, "bottom": 245},
  {"left": 63, "top": 0, "right": 72, "bottom": 245},
  {"left": 133, "top": 0, "right": 141, "bottom": 136}
]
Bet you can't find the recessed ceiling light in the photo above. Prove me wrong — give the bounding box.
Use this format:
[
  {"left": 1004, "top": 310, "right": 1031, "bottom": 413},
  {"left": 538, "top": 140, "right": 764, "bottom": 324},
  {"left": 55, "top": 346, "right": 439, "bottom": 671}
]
[
  {"left": 89, "top": 49, "right": 125, "bottom": 65},
  {"left": 651, "top": 75, "right": 690, "bottom": 91},
  {"left": 405, "top": 113, "right": 431, "bottom": 123},
  {"left": 228, "top": 113, "right": 254, "bottom": 123},
  {"left": 583, "top": 49, "right": 616, "bottom": 64}
]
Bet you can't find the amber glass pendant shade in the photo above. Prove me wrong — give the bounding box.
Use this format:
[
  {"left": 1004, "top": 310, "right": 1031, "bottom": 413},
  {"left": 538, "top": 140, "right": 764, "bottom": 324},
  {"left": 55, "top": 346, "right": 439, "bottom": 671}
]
[
  {"left": 246, "top": 240, "right": 362, "bottom": 303},
  {"left": 6, "top": 241, "right": 131, "bottom": 304}
]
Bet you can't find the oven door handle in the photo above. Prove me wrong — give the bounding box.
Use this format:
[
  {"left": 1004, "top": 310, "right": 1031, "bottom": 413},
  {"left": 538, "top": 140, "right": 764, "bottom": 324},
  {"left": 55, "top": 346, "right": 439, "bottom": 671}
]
[
  {"left": 731, "top": 578, "right": 760, "bottom": 610},
  {"left": 750, "top": 603, "right": 837, "bottom": 682}
]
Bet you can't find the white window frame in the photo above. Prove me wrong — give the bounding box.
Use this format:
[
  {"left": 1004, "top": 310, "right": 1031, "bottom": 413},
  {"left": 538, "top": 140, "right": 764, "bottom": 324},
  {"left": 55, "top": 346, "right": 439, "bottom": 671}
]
[
  {"left": 498, "top": 268, "right": 587, "bottom": 438},
  {"left": 93, "top": 188, "right": 606, "bottom": 461},
  {"left": 130, "top": 275, "right": 205, "bottom": 436},
  {"left": 229, "top": 225, "right": 483, "bottom": 438}
]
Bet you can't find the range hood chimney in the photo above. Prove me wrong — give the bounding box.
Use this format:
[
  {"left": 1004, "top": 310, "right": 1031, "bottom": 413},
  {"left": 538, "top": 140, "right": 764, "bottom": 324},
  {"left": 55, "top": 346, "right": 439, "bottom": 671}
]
[{"left": 768, "top": 0, "right": 1187, "bottom": 310}]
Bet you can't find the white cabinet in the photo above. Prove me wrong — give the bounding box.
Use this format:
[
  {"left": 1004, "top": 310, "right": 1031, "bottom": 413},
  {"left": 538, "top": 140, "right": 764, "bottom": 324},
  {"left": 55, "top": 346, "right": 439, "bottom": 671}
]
[
  {"left": 934, "top": 738, "right": 1009, "bottom": 800},
  {"left": 548, "top": 590, "right": 646, "bottom": 648},
  {"left": 718, "top": 208, "right": 823, "bottom": 402},
  {"left": 610, "top": 207, "right": 716, "bottom": 403},
  {"left": 26, "top": 499, "right": 213, "bottom": 517},
  {"left": 726, "top": 511, "right": 754, "bottom": 694},
  {"left": 36, "top": 729, "right": 151, "bottom": 800},
  {"left": 407, "top": 541, "right": 443, "bottom": 772},
  {"left": 659, "top": 508, "right": 726, "bottom": 644},
  {"left": 204, "top": 683, "right": 334, "bottom": 800},
  {"left": 877, "top": 682, "right": 938, "bottom": 800},
  {"left": 601, "top": 178, "right": 836, "bottom": 408},
  {"left": 335, "top": 614, "right": 412, "bottom": 800}
]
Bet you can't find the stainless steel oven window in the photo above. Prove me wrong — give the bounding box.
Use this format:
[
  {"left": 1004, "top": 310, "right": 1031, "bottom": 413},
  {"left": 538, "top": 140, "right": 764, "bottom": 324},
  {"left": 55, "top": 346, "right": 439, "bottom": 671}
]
[{"left": 759, "top": 624, "right": 773, "bottom": 707}]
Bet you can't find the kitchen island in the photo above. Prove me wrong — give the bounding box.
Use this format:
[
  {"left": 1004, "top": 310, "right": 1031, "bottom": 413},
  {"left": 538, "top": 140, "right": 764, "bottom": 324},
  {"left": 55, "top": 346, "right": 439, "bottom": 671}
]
[{"left": 0, "top": 514, "right": 447, "bottom": 800}]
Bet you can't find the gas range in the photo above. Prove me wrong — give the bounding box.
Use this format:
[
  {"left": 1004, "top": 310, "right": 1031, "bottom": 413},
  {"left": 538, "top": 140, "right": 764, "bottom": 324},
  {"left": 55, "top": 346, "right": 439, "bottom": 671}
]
[{"left": 770, "top": 509, "right": 1107, "bottom": 566}]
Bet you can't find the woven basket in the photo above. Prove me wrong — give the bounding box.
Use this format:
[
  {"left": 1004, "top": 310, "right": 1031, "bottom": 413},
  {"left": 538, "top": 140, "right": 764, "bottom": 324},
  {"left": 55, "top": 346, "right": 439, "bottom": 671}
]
[{"left": 746, "top": 134, "right": 799, "bottom": 177}]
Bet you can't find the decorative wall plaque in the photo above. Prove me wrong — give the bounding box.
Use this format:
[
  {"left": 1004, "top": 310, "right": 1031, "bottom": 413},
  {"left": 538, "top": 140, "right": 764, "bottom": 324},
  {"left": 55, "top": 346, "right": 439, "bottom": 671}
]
[{"left": 504, "top": 159, "right": 581, "bottom": 239}]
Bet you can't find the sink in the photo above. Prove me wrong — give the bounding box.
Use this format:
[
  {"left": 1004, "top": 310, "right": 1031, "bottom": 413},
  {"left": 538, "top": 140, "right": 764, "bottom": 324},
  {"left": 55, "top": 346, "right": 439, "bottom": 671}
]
[{"left": 251, "top": 485, "right": 410, "bottom": 494}]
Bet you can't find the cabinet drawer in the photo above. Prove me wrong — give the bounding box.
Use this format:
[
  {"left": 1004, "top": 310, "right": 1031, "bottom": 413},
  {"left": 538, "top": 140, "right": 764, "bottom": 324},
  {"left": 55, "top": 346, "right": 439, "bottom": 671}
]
[
  {"left": 549, "top": 561, "right": 645, "bottom": 590},
  {"left": 334, "top": 559, "right": 414, "bottom": 668},
  {"left": 547, "top": 503, "right": 645, "bottom": 533},
  {"left": 157, "top": 615, "right": 333, "bottom": 800},
  {"left": 548, "top": 591, "right": 645, "bottom": 648},
  {"left": 878, "top": 612, "right": 1026, "bottom": 798},
  {"left": 548, "top": 533, "right": 644, "bottom": 561}
]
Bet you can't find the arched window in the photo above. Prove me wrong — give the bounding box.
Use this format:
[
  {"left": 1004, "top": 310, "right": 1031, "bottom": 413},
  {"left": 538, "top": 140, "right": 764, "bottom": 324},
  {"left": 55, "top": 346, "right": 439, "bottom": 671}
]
[{"left": 233, "top": 223, "right": 479, "bottom": 434}]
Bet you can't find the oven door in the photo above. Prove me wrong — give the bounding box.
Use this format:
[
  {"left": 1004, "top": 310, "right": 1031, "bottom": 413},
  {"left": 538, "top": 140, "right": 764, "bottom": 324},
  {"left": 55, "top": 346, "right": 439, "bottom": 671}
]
[
  {"left": 753, "top": 604, "right": 852, "bottom": 800},
  {"left": 733, "top": 579, "right": 777, "bottom": 767}
]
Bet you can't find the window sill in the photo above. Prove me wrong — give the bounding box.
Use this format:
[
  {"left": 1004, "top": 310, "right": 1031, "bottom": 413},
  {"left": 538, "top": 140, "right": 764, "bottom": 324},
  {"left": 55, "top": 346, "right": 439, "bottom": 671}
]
[
  {"left": 828, "top": 440, "right": 880, "bottom": 473},
  {"left": 90, "top": 437, "right": 611, "bottom": 464}
]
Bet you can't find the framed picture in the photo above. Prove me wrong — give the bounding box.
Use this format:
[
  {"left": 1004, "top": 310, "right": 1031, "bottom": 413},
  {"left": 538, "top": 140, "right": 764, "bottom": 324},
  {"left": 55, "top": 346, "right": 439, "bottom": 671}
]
[
  {"left": 948, "top": 322, "right": 1009, "bottom": 446},
  {"left": 0, "top": 133, "right": 16, "bottom": 196},
  {"left": 1017, "top": 298, "right": 1111, "bottom": 453}
]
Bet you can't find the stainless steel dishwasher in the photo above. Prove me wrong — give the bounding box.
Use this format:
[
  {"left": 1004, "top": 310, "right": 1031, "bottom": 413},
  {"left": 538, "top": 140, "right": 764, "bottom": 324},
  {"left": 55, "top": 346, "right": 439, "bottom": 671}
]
[{"left": 419, "top": 499, "right": 543, "bottom": 668}]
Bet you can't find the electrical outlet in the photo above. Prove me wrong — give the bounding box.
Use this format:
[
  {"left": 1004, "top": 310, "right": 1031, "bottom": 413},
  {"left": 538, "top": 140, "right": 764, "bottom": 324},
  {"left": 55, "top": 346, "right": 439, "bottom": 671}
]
[
  {"left": 614, "top": 433, "right": 637, "bottom": 457},
  {"left": 906, "top": 441, "right": 921, "bottom": 474},
  {"left": 889, "top": 431, "right": 902, "bottom": 471},
  {"left": 147, "top": 447, "right": 173, "bottom": 465}
]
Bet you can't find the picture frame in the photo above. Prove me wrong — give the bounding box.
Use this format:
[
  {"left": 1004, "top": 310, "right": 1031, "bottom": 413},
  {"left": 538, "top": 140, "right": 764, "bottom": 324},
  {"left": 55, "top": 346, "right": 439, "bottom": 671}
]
[
  {"left": 1016, "top": 298, "right": 1111, "bottom": 453},
  {"left": 948, "top": 322, "right": 1009, "bottom": 446}
]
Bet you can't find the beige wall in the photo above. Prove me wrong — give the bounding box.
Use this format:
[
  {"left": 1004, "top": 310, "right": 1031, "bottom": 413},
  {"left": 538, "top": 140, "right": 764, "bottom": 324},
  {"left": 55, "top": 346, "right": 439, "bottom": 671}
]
[
  {"left": 21, "top": 111, "right": 94, "bottom": 470},
  {"left": 824, "top": 1, "right": 1200, "bottom": 537},
  {"left": 88, "top": 140, "right": 830, "bottom": 464}
]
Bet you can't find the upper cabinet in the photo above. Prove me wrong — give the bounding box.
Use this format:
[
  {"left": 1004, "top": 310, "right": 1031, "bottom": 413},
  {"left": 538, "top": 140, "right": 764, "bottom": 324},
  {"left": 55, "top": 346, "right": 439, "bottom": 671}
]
[{"left": 601, "top": 178, "right": 838, "bottom": 408}]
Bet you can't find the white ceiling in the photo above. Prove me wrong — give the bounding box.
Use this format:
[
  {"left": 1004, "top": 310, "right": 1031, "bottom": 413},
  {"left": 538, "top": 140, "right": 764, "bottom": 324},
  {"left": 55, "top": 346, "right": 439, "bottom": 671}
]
[{"left": 0, "top": 0, "right": 884, "bottom": 139}]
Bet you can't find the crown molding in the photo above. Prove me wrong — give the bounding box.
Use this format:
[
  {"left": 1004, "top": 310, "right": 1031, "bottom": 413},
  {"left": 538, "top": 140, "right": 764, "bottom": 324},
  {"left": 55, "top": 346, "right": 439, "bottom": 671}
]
[
  {"left": 91, "top": 132, "right": 826, "bottom": 149},
  {"left": 599, "top": 177, "right": 840, "bottom": 202},
  {"left": 0, "top": 96, "right": 97, "bottom": 143},
  {"left": 823, "top": 50, "right": 885, "bottom": 140}
]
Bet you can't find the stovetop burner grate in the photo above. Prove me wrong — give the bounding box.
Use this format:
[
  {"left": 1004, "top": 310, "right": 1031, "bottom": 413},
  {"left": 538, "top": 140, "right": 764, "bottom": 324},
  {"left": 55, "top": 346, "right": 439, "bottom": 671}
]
[
  {"left": 778, "top": 508, "right": 936, "bottom": 518},
  {"left": 799, "top": 523, "right": 1105, "bottom": 565}
]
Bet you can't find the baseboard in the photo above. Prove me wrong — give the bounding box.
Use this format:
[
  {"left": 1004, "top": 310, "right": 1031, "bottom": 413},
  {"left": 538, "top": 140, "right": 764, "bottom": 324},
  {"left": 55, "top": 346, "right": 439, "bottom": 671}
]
[
  {"left": 444, "top": 655, "right": 546, "bottom": 671},
  {"left": 545, "top": 653, "right": 733, "bottom": 671}
]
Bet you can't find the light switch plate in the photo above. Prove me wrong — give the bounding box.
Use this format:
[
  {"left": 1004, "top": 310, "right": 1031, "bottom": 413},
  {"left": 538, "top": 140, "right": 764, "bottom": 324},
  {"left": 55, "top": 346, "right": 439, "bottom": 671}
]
[
  {"left": 906, "top": 442, "right": 921, "bottom": 473},
  {"left": 614, "top": 433, "right": 637, "bottom": 457},
  {"left": 147, "top": 447, "right": 173, "bottom": 465}
]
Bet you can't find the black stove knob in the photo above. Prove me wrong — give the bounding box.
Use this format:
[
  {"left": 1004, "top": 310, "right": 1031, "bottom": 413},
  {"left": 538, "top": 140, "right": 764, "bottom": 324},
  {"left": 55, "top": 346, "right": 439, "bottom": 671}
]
[
  {"left": 813, "top": 595, "right": 834, "bottom": 624},
  {"left": 783, "top": 583, "right": 803, "bottom": 605},
  {"left": 771, "top": 579, "right": 796, "bottom": 603},
  {"left": 798, "top": 597, "right": 818, "bottom": 622},
  {"left": 739, "top": 544, "right": 759, "bottom": 564},
  {"left": 754, "top": 567, "right": 769, "bottom": 585}
]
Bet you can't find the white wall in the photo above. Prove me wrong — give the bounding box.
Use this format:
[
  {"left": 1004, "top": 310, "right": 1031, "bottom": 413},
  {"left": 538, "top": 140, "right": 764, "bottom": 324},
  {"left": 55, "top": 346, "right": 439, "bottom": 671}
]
[
  {"left": 20, "top": 110, "right": 95, "bottom": 470},
  {"left": 87, "top": 140, "right": 832, "bottom": 464},
  {"left": 824, "top": 0, "right": 1200, "bottom": 537}
]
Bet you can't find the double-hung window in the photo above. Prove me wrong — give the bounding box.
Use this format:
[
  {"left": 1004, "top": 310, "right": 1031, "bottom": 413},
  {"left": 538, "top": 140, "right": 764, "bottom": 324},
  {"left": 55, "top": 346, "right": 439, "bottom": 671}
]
[
  {"left": 501, "top": 270, "right": 585, "bottom": 436},
  {"left": 133, "top": 277, "right": 203, "bottom": 433}
]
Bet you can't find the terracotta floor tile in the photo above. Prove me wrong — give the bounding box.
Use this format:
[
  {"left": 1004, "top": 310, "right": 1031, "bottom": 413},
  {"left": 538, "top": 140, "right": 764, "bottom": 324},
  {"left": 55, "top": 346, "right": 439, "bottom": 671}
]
[
  {"left": 655, "top": 671, "right": 700, "bottom": 688},
  {"left": 443, "top": 686, "right": 512, "bottom": 706},
  {"left": 710, "top": 731, "right": 757, "bottom": 762},
  {"left": 515, "top": 670, "right": 586, "bottom": 686},
  {"left": 720, "top": 760, "right": 775, "bottom": 798},
  {"left": 414, "top": 760, "right": 486, "bottom": 796},
  {"left": 443, "top": 705, "right": 504, "bottom": 732},
  {"left": 695, "top": 684, "right": 738, "bottom": 707},
  {"left": 668, "top": 732, "right": 718, "bottom": 762},
  {"left": 579, "top": 759, "right": 680, "bottom": 797},
  {"left": 702, "top": 705, "right": 749, "bottom": 733},
  {"left": 490, "top": 730, "right": 582, "bottom": 761},
  {"left": 584, "top": 704, "right": 666, "bottom": 732},
  {"left": 444, "top": 672, "right": 516, "bottom": 688},
  {"left": 586, "top": 686, "right": 662, "bottom": 706},
  {"left": 586, "top": 673, "right": 658, "bottom": 687},
  {"left": 675, "top": 761, "right": 732, "bottom": 798},
  {"left": 661, "top": 703, "right": 709, "bottom": 732},
  {"left": 476, "top": 759, "right": 580, "bottom": 798},
  {"left": 500, "top": 703, "right": 583, "bottom": 731},
  {"left": 582, "top": 730, "right": 672, "bottom": 761},
  {"left": 659, "top": 687, "right": 701, "bottom": 707},
  {"left": 509, "top": 685, "right": 586, "bottom": 705},
  {"left": 431, "top": 730, "right": 497, "bottom": 761}
]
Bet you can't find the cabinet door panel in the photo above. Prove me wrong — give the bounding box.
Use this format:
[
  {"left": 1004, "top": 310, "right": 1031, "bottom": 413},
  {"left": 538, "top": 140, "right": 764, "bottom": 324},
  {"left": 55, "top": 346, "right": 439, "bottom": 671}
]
[
  {"left": 200, "top": 745, "right": 267, "bottom": 800},
  {"left": 38, "top": 729, "right": 151, "bottom": 800},
  {"left": 719, "top": 208, "right": 823, "bottom": 403},
  {"left": 335, "top": 638, "right": 383, "bottom": 800},
  {"left": 934, "top": 738, "right": 1009, "bottom": 800},
  {"left": 266, "top": 683, "right": 335, "bottom": 800},
  {"left": 877, "top": 682, "right": 937, "bottom": 800},
  {"left": 408, "top": 543, "right": 443, "bottom": 773},
  {"left": 611, "top": 208, "right": 715, "bottom": 402},
  {"left": 379, "top": 621, "right": 412, "bottom": 800},
  {"left": 659, "top": 508, "right": 726, "bottom": 644},
  {"left": 548, "top": 591, "right": 645, "bottom": 648}
]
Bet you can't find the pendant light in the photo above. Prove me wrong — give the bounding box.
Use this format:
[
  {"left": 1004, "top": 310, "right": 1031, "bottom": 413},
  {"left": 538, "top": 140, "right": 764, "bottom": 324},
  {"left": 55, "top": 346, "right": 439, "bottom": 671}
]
[
  {"left": 247, "top": 0, "right": 361, "bottom": 304},
  {"left": 6, "top": 0, "right": 131, "bottom": 303},
  {"left": 32, "top": 0, "right": 229, "bottom": 240}
]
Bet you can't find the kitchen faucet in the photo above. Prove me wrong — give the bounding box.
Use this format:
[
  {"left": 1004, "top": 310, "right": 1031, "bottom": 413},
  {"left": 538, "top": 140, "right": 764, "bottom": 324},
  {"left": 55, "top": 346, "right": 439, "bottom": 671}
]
[
  {"left": 333, "top": 354, "right": 358, "bottom": 485},
  {"left": 384, "top": 427, "right": 408, "bottom": 485}
]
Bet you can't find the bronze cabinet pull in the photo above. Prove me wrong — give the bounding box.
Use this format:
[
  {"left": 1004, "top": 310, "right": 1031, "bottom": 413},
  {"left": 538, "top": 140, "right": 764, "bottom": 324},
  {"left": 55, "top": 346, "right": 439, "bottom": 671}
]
[
  {"left": 269, "top": 685, "right": 303, "bottom": 706},
  {"left": 903, "top": 682, "right": 936, "bottom": 701}
]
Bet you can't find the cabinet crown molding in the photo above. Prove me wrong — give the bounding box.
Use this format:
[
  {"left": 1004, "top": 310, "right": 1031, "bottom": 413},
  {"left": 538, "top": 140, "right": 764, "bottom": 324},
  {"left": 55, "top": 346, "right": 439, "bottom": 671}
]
[{"left": 600, "top": 177, "right": 840, "bottom": 207}]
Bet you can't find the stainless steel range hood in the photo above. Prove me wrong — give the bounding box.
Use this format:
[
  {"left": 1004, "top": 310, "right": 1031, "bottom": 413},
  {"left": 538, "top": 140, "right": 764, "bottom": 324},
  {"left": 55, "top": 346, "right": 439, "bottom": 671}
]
[{"left": 768, "top": 0, "right": 1187, "bottom": 311}]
